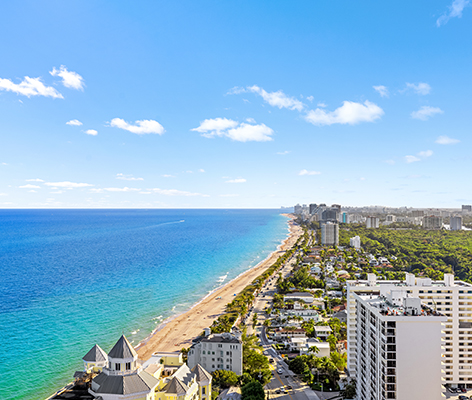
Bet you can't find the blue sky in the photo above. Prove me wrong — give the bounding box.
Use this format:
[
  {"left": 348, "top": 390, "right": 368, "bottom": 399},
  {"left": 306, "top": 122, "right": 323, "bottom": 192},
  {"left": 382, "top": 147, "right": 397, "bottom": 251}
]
[{"left": 0, "top": 1, "right": 471, "bottom": 208}]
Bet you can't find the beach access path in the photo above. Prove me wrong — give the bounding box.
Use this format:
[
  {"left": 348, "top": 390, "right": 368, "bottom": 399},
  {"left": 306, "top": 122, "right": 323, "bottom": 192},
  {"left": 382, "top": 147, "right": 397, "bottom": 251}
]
[{"left": 136, "top": 215, "right": 302, "bottom": 361}]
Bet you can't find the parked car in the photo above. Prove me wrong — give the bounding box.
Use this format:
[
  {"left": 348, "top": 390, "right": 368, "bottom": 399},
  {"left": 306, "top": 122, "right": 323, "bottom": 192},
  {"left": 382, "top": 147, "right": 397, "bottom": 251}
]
[
  {"left": 286, "top": 385, "right": 293, "bottom": 390},
  {"left": 458, "top": 395, "right": 468, "bottom": 400},
  {"left": 277, "top": 368, "right": 283, "bottom": 374}
]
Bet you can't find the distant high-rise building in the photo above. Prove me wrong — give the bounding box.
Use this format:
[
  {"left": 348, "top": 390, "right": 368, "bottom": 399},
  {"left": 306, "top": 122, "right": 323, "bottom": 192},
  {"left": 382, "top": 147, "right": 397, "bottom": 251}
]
[
  {"left": 462, "top": 205, "right": 472, "bottom": 213},
  {"left": 349, "top": 236, "right": 361, "bottom": 249},
  {"left": 366, "top": 216, "right": 379, "bottom": 229},
  {"left": 411, "top": 210, "right": 424, "bottom": 218},
  {"left": 450, "top": 216, "right": 462, "bottom": 231},
  {"left": 384, "top": 215, "right": 396, "bottom": 225},
  {"left": 309, "top": 204, "right": 317, "bottom": 215},
  {"left": 321, "top": 222, "right": 339, "bottom": 246},
  {"left": 423, "top": 215, "right": 443, "bottom": 230},
  {"left": 294, "top": 204, "right": 302, "bottom": 214},
  {"left": 321, "top": 208, "right": 338, "bottom": 222},
  {"left": 342, "top": 212, "right": 349, "bottom": 223}
]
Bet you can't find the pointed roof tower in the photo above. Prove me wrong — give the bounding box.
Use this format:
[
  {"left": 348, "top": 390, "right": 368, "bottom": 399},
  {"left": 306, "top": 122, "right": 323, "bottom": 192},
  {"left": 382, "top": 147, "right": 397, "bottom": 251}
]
[
  {"left": 108, "top": 335, "right": 138, "bottom": 359},
  {"left": 191, "top": 364, "right": 212, "bottom": 383},
  {"left": 164, "top": 376, "right": 189, "bottom": 395},
  {"left": 83, "top": 344, "right": 108, "bottom": 362}
]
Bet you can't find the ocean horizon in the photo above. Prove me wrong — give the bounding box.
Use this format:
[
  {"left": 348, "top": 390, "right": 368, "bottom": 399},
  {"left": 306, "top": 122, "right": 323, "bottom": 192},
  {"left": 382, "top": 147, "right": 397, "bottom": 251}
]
[{"left": 0, "top": 209, "right": 290, "bottom": 400}]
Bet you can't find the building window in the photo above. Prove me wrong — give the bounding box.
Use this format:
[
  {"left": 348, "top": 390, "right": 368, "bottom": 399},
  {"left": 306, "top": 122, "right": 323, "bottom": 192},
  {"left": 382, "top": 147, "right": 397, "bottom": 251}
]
[
  {"left": 115, "top": 363, "right": 121, "bottom": 371},
  {"left": 126, "top": 362, "right": 131, "bottom": 370},
  {"left": 109, "top": 362, "right": 112, "bottom": 369},
  {"left": 202, "top": 388, "right": 206, "bottom": 395}
]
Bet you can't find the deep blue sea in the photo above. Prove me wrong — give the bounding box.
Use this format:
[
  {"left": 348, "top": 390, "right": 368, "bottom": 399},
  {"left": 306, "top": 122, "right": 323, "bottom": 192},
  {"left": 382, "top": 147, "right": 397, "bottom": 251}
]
[{"left": 0, "top": 209, "right": 289, "bottom": 400}]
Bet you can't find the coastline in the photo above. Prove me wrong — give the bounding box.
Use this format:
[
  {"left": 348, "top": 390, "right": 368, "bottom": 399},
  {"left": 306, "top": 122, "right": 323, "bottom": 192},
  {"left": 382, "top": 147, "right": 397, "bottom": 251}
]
[{"left": 136, "top": 213, "right": 301, "bottom": 360}]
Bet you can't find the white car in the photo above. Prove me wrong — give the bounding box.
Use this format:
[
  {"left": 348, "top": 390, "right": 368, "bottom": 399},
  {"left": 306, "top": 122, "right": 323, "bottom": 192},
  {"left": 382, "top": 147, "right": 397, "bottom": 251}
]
[{"left": 277, "top": 368, "right": 283, "bottom": 374}]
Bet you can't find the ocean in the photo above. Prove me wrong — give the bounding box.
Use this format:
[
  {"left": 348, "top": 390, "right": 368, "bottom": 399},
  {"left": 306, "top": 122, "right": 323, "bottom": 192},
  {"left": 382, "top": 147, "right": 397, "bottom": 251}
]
[{"left": 0, "top": 209, "right": 289, "bottom": 400}]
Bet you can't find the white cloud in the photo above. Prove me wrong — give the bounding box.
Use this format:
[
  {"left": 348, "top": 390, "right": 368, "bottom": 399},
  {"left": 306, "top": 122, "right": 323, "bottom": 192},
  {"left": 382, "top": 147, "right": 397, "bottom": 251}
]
[
  {"left": 199, "top": 169, "right": 205, "bottom": 173},
  {"left": 246, "top": 118, "right": 256, "bottom": 123},
  {"left": 192, "top": 118, "right": 238, "bottom": 137},
  {"left": 19, "top": 184, "right": 41, "bottom": 189},
  {"left": 306, "top": 96, "right": 314, "bottom": 102},
  {"left": 405, "top": 150, "right": 433, "bottom": 163},
  {"left": 229, "top": 85, "right": 304, "bottom": 111},
  {"left": 298, "top": 169, "right": 321, "bottom": 176},
  {"left": 305, "top": 100, "right": 384, "bottom": 126},
  {"left": 44, "top": 181, "right": 93, "bottom": 188},
  {"left": 103, "top": 187, "right": 141, "bottom": 192},
  {"left": 149, "top": 188, "right": 209, "bottom": 197},
  {"left": 411, "top": 106, "right": 443, "bottom": 120},
  {"left": 85, "top": 129, "right": 98, "bottom": 136},
  {"left": 246, "top": 85, "right": 305, "bottom": 111},
  {"left": 418, "top": 150, "right": 433, "bottom": 158},
  {"left": 317, "top": 102, "right": 327, "bottom": 108},
  {"left": 162, "top": 174, "right": 175, "bottom": 178},
  {"left": 436, "top": 135, "right": 460, "bottom": 144},
  {"left": 50, "top": 66, "right": 84, "bottom": 90},
  {"left": 26, "top": 178, "right": 44, "bottom": 182},
  {"left": 277, "top": 151, "right": 291, "bottom": 155},
  {"left": 405, "top": 155, "right": 421, "bottom": 163},
  {"left": 226, "top": 123, "right": 273, "bottom": 142},
  {"left": 405, "top": 82, "right": 431, "bottom": 95},
  {"left": 225, "top": 178, "right": 246, "bottom": 183},
  {"left": 66, "top": 119, "right": 82, "bottom": 126},
  {"left": 373, "top": 85, "right": 389, "bottom": 97},
  {"left": 437, "top": 0, "right": 470, "bottom": 26},
  {"left": 116, "top": 173, "right": 144, "bottom": 181},
  {"left": 192, "top": 118, "right": 273, "bottom": 142},
  {"left": 109, "top": 118, "right": 165, "bottom": 135},
  {"left": 0, "top": 76, "right": 63, "bottom": 98}
]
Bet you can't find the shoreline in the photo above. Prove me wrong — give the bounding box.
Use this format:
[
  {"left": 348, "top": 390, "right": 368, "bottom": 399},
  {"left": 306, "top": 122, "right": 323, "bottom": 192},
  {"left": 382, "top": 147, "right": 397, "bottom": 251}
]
[{"left": 136, "top": 213, "right": 302, "bottom": 360}]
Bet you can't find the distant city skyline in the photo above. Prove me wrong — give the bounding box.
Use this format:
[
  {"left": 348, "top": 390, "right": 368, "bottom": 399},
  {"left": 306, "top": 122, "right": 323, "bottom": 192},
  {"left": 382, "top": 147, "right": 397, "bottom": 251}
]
[{"left": 0, "top": 1, "right": 471, "bottom": 208}]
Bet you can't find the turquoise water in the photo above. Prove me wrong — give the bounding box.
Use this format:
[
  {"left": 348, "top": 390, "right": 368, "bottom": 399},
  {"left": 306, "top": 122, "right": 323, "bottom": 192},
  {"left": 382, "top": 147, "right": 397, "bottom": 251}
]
[{"left": 0, "top": 209, "right": 289, "bottom": 400}]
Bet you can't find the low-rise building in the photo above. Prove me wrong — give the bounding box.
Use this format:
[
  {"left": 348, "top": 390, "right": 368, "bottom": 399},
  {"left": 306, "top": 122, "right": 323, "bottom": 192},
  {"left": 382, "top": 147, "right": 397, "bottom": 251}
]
[
  {"left": 313, "top": 326, "right": 332, "bottom": 341},
  {"left": 284, "top": 292, "right": 314, "bottom": 304}
]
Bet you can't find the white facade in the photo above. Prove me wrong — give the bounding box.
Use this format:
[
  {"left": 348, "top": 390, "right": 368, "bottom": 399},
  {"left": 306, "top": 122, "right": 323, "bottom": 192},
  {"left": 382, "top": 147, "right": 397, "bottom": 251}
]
[
  {"left": 187, "top": 333, "right": 243, "bottom": 376},
  {"left": 366, "top": 216, "right": 379, "bottom": 228},
  {"left": 353, "top": 291, "right": 445, "bottom": 400},
  {"left": 347, "top": 273, "right": 472, "bottom": 391},
  {"left": 451, "top": 216, "right": 462, "bottom": 231},
  {"left": 349, "top": 236, "right": 361, "bottom": 250}
]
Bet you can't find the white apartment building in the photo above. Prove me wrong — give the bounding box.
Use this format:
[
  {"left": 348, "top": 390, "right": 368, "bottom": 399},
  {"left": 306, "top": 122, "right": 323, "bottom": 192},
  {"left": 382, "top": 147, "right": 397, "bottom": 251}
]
[
  {"left": 278, "top": 306, "right": 320, "bottom": 322},
  {"left": 451, "top": 216, "right": 463, "bottom": 231},
  {"left": 347, "top": 273, "right": 472, "bottom": 392},
  {"left": 321, "top": 222, "right": 339, "bottom": 246},
  {"left": 353, "top": 290, "right": 446, "bottom": 400},
  {"left": 187, "top": 332, "right": 243, "bottom": 375},
  {"left": 366, "top": 216, "right": 379, "bottom": 229},
  {"left": 350, "top": 235, "right": 361, "bottom": 250},
  {"left": 423, "top": 215, "right": 444, "bottom": 230}
]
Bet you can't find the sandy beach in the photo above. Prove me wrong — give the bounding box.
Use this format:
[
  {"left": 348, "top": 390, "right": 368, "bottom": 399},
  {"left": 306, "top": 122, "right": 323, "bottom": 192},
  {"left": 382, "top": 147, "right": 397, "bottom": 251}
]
[{"left": 136, "top": 214, "right": 302, "bottom": 361}]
